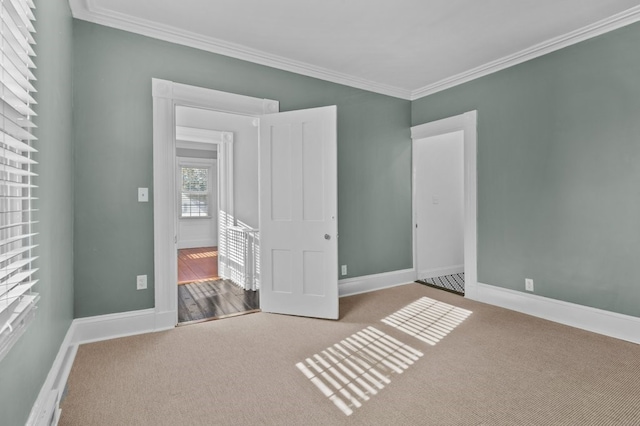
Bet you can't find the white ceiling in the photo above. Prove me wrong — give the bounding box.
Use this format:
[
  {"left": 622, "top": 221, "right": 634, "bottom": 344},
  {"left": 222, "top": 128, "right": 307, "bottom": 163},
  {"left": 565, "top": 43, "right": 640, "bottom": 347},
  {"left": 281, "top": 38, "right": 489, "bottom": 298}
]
[{"left": 69, "top": 0, "right": 640, "bottom": 99}]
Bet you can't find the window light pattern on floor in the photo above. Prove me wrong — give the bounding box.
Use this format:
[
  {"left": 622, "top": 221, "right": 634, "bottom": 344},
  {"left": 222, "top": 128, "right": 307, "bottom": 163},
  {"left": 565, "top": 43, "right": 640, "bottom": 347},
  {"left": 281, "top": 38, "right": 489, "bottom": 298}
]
[
  {"left": 381, "top": 297, "right": 472, "bottom": 346},
  {"left": 296, "top": 326, "right": 423, "bottom": 416}
]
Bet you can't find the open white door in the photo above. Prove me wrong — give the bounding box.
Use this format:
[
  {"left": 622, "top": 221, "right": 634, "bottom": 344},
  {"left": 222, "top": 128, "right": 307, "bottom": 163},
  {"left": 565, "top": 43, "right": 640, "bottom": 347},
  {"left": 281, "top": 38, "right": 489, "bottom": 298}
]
[{"left": 259, "top": 106, "right": 338, "bottom": 319}]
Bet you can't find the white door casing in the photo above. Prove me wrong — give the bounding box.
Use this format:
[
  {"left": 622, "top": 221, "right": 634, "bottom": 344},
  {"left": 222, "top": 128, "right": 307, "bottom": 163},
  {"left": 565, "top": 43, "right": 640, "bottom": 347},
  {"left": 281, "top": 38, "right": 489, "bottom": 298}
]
[
  {"left": 153, "top": 79, "right": 339, "bottom": 325},
  {"left": 259, "top": 106, "right": 339, "bottom": 319},
  {"left": 152, "top": 79, "right": 279, "bottom": 328},
  {"left": 411, "top": 111, "right": 478, "bottom": 300},
  {"left": 414, "top": 131, "right": 465, "bottom": 279},
  {"left": 176, "top": 148, "right": 219, "bottom": 250}
]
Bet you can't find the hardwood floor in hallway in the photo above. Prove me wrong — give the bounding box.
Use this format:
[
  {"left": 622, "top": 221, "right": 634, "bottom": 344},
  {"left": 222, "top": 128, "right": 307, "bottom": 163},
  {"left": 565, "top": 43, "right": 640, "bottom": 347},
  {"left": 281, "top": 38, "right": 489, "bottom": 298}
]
[
  {"left": 177, "top": 246, "right": 259, "bottom": 324},
  {"left": 178, "top": 280, "right": 259, "bottom": 324},
  {"left": 178, "top": 246, "right": 219, "bottom": 284}
]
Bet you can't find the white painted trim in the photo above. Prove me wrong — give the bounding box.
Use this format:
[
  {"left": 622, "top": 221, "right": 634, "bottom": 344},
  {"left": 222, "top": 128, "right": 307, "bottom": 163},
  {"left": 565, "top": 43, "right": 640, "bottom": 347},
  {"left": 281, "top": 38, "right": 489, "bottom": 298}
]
[
  {"left": 152, "top": 79, "right": 279, "bottom": 114},
  {"left": 177, "top": 239, "right": 217, "bottom": 250},
  {"left": 418, "top": 265, "right": 465, "bottom": 280},
  {"left": 177, "top": 157, "right": 215, "bottom": 167},
  {"left": 411, "top": 5, "right": 640, "bottom": 100},
  {"left": 26, "top": 278, "right": 639, "bottom": 425},
  {"left": 176, "top": 126, "right": 223, "bottom": 144},
  {"left": 70, "top": 308, "right": 167, "bottom": 345},
  {"left": 27, "top": 306, "right": 178, "bottom": 425},
  {"left": 411, "top": 111, "right": 478, "bottom": 300},
  {"left": 68, "top": 0, "right": 410, "bottom": 100},
  {"left": 411, "top": 115, "right": 468, "bottom": 139},
  {"left": 339, "top": 269, "right": 416, "bottom": 298},
  {"left": 26, "top": 322, "right": 77, "bottom": 426},
  {"left": 176, "top": 140, "right": 218, "bottom": 152},
  {"left": 217, "top": 133, "right": 234, "bottom": 282},
  {"left": 473, "top": 282, "right": 640, "bottom": 345},
  {"left": 153, "top": 79, "right": 278, "bottom": 328},
  {"left": 70, "top": 1, "right": 640, "bottom": 101}
]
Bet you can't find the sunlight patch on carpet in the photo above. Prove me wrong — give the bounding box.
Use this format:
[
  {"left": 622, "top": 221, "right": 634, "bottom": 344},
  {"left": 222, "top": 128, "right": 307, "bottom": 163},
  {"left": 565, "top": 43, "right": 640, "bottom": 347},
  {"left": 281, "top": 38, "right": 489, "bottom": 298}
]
[
  {"left": 381, "top": 297, "right": 472, "bottom": 345},
  {"left": 296, "top": 326, "right": 423, "bottom": 416}
]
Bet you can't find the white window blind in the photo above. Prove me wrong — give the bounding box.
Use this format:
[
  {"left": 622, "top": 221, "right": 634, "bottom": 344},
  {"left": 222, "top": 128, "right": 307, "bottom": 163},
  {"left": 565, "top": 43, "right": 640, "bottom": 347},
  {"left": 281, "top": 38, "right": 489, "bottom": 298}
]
[
  {"left": 0, "top": 0, "right": 38, "bottom": 360},
  {"left": 180, "top": 166, "right": 210, "bottom": 217}
]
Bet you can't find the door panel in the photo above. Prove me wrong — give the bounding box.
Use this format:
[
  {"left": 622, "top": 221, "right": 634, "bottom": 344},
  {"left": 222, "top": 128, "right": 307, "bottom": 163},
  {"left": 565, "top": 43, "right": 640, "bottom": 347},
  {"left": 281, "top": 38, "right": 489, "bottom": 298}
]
[
  {"left": 272, "top": 249, "right": 293, "bottom": 293},
  {"left": 303, "top": 250, "right": 325, "bottom": 296},
  {"left": 259, "top": 106, "right": 338, "bottom": 319}
]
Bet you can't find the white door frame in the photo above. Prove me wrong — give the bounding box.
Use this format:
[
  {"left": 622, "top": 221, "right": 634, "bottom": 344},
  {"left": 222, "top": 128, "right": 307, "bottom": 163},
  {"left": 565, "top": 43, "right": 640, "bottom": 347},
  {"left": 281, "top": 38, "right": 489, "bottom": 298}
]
[
  {"left": 152, "top": 79, "right": 279, "bottom": 328},
  {"left": 176, "top": 131, "right": 223, "bottom": 253},
  {"left": 411, "top": 111, "right": 478, "bottom": 300}
]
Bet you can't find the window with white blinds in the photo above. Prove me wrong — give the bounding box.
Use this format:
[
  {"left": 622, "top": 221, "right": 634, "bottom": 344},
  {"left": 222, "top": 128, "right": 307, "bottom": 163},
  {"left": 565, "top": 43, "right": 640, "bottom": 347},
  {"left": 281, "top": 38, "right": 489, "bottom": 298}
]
[
  {"left": 180, "top": 166, "right": 211, "bottom": 218},
  {"left": 0, "top": 0, "right": 38, "bottom": 360}
]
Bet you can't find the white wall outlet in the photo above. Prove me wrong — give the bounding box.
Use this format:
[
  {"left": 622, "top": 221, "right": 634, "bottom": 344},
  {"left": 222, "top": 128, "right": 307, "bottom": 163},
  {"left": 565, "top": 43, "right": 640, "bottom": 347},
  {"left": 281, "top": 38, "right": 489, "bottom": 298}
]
[
  {"left": 341, "top": 265, "right": 347, "bottom": 276},
  {"left": 525, "top": 278, "right": 534, "bottom": 292},
  {"left": 138, "top": 187, "right": 149, "bottom": 202},
  {"left": 136, "top": 275, "right": 147, "bottom": 290}
]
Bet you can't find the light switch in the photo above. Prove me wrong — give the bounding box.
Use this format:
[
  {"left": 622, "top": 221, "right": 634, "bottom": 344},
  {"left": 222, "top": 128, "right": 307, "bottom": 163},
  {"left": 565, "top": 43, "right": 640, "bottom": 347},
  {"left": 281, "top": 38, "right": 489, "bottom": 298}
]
[
  {"left": 432, "top": 196, "right": 440, "bottom": 204},
  {"left": 138, "top": 187, "right": 149, "bottom": 202}
]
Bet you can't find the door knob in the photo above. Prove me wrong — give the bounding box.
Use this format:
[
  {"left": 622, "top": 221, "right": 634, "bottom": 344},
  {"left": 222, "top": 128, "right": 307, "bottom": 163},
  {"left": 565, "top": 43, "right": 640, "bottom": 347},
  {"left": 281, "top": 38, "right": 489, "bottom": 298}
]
[{"left": 324, "top": 234, "right": 331, "bottom": 240}]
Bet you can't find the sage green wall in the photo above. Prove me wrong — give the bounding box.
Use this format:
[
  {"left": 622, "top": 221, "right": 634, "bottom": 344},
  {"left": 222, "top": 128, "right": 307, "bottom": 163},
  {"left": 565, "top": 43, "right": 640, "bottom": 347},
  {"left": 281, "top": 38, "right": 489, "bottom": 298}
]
[
  {"left": 0, "top": 1, "right": 75, "bottom": 424},
  {"left": 72, "top": 20, "right": 411, "bottom": 317},
  {"left": 412, "top": 23, "right": 640, "bottom": 317}
]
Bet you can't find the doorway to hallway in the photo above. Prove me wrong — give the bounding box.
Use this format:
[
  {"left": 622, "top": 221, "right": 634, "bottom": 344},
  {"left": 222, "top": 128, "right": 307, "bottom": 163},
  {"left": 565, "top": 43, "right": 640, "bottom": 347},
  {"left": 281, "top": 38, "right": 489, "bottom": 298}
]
[
  {"left": 152, "top": 79, "right": 339, "bottom": 328},
  {"left": 413, "top": 130, "right": 465, "bottom": 295},
  {"left": 410, "top": 111, "right": 478, "bottom": 300}
]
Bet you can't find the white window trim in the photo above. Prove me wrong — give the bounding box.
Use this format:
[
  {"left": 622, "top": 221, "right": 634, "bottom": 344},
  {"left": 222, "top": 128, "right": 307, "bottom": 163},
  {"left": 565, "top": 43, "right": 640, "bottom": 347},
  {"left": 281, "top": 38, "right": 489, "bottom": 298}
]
[{"left": 178, "top": 158, "right": 215, "bottom": 219}]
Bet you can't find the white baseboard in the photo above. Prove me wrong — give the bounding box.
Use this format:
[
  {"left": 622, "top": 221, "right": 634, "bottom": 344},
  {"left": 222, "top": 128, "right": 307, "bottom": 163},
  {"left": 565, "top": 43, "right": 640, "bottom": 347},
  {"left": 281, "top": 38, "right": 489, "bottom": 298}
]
[
  {"left": 473, "top": 282, "right": 640, "bottom": 345},
  {"left": 154, "top": 310, "right": 178, "bottom": 330},
  {"left": 339, "top": 268, "right": 416, "bottom": 297},
  {"left": 28, "top": 308, "right": 175, "bottom": 425},
  {"left": 71, "top": 308, "right": 174, "bottom": 345},
  {"left": 177, "top": 239, "right": 217, "bottom": 249},
  {"left": 28, "top": 277, "right": 639, "bottom": 425},
  {"left": 27, "top": 322, "right": 78, "bottom": 426},
  {"left": 417, "top": 264, "right": 464, "bottom": 280}
]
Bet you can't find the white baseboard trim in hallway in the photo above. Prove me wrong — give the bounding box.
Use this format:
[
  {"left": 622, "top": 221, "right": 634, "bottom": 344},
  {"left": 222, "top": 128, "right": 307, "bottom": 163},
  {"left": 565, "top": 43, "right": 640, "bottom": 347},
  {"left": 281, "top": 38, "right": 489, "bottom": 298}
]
[
  {"left": 474, "top": 282, "right": 640, "bottom": 345},
  {"left": 339, "top": 268, "right": 416, "bottom": 297}
]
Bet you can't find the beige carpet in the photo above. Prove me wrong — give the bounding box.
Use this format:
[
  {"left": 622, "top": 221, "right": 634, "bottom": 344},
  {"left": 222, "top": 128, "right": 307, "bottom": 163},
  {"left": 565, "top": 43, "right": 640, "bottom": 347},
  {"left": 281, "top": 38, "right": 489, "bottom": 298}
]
[{"left": 59, "top": 284, "right": 640, "bottom": 425}]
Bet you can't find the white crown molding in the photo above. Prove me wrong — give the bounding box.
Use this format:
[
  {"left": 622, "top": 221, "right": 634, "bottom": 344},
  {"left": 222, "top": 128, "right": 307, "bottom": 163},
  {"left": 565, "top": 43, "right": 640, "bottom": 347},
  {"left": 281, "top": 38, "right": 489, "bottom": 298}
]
[
  {"left": 68, "top": 0, "right": 412, "bottom": 100},
  {"left": 70, "top": 2, "right": 640, "bottom": 102},
  {"left": 410, "top": 5, "right": 640, "bottom": 100}
]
